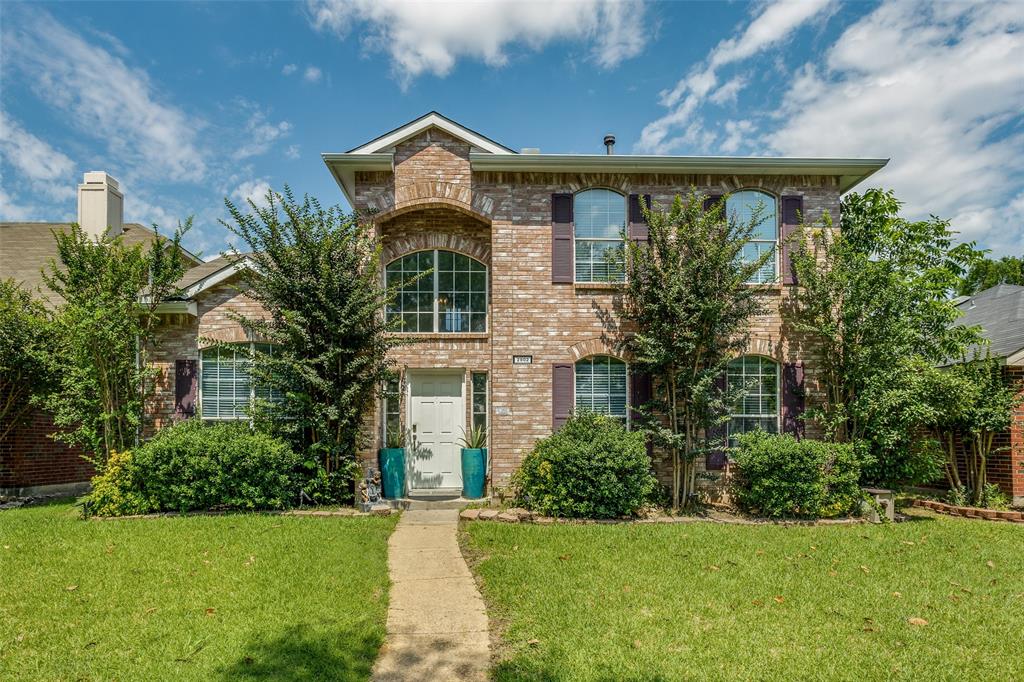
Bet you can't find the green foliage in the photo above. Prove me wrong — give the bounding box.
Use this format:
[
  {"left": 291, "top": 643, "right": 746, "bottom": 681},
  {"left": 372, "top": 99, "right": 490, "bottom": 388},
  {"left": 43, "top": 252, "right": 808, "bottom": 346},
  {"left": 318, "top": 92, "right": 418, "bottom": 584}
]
[
  {"left": 0, "top": 279, "right": 52, "bottom": 442},
  {"left": 86, "top": 450, "right": 153, "bottom": 517},
  {"left": 926, "top": 357, "right": 1022, "bottom": 507},
  {"left": 221, "top": 188, "right": 401, "bottom": 473},
  {"left": 956, "top": 254, "right": 1024, "bottom": 295},
  {"left": 459, "top": 424, "right": 487, "bottom": 449},
  {"left": 945, "top": 483, "right": 1009, "bottom": 510},
  {"left": 513, "top": 410, "right": 656, "bottom": 518},
  {"left": 86, "top": 419, "right": 300, "bottom": 515},
  {"left": 39, "top": 222, "right": 191, "bottom": 467},
  {"left": 300, "top": 464, "right": 360, "bottom": 506},
  {"left": 622, "top": 190, "right": 771, "bottom": 509},
  {"left": 384, "top": 428, "right": 406, "bottom": 449},
  {"left": 789, "top": 188, "right": 981, "bottom": 486},
  {"left": 730, "top": 432, "right": 863, "bottom": 518}
]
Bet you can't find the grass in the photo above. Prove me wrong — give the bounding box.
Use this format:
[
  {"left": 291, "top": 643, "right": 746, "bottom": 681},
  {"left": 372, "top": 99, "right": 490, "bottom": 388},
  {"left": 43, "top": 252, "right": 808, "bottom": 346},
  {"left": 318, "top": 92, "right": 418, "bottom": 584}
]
[
  {"left": 0, "top": 501, "right": 398, "bottom": 681},
  {"left": 463, "top": 512, "right": 1024, "bottom": 681}
]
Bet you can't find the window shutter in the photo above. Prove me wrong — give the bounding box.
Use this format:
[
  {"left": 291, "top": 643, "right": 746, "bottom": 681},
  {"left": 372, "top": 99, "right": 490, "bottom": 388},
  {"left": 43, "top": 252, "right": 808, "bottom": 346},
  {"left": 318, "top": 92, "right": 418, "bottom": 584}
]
[
  {"left": 703, "top": 194, "right": 723, "bottom": 213},
  {"left": 782, "top": 361, "right": 805, "bottom": 438},
  {"left": 552, "top": 363, "right": 574, "bottom": 431},
  {"left": 175, "top": 359, "right": 197, "bottom": 419},
  {"left": 706, "top": 371, "right": 728, "bottom": 470},
  {"left": 629, "top": 369, "right": 651, "bottom": 422},
  {"left": 551, "top": 193, "right": 574, "bottom": 283},
  {"left": 781, "top": 195, "right": 803, "bottom": 285},
  {"left": 628, "top": 194, "right": 651, "bottom": 242}
]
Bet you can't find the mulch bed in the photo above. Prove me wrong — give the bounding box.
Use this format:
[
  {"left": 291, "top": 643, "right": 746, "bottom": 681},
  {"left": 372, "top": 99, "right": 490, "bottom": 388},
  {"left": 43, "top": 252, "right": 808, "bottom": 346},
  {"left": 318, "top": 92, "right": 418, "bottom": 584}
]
[{"left": 460, "top": 507, "right": 866, "bottom": 526}]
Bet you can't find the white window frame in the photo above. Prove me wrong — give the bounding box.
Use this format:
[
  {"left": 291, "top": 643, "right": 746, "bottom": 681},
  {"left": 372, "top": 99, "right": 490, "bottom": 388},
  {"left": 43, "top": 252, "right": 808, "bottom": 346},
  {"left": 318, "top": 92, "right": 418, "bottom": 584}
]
[
  {"left": 727, "top": 190, "right": 780, "bottom": 285},
  {"left": 573, "top": 188, "right": 627, "bottom": 284},
  {"left": 199, "top": 342, "right": 278, "bottom": 421},
  {"left": 386, "top": 250, "right": 489, "bottom": 333},
  {"left": 574, "top": 355, "right": 630, "bottom": 424},
  {"left": 726, "top": 355, "right": 781, "bottom": 445}
]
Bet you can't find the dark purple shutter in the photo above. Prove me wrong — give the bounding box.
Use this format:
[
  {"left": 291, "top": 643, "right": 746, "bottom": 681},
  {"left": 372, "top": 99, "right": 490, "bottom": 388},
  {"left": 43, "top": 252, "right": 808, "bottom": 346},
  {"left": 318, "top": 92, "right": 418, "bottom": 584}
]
[
  {"left": 552, "top": 363, "right": 574, "bottom": 431},
  {"left": 782, "top": 361, "right": 805, "bottom": 438},
  {"left": 628, "top": 194, "right": 652, "bottom": 242},
  {"left": 781, "top": 195, "right": 803, "bottom": 285},
  {"left": 706, "top": 371, "right": 728, "bottom": 470},
  {"left": 703, "top": 194, "right": 723, "bottom": 213},
  {"left": 552, "top": 193, "right": 574, "bottom": 283},
  {"left": 174, "top": 359, "right": 197, "bottom": 419},
  {"left": 629, "top": 370, "right": 652, "bottom": 424}
]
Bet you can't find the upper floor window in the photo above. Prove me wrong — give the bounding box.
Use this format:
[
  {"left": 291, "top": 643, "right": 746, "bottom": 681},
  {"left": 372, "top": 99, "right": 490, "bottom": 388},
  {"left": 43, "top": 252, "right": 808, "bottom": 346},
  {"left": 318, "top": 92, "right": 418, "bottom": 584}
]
[
  {"left": 726, "top": 355, "right": 778, "bottom": 446},
  {"left": 386, "top": 250, "right": 487, "bottom": 333},
  {"left": 200, "top": 343, "right": 281, "bottom": 420},
  {"left": 575, "top": 189, "right": 626, "bottom": 283},
  {"left": 727, "top": 190, "right": 778, "bottom": 284},
  {"left": 575, "top": 355, "right": 628, "bottom": 420}
]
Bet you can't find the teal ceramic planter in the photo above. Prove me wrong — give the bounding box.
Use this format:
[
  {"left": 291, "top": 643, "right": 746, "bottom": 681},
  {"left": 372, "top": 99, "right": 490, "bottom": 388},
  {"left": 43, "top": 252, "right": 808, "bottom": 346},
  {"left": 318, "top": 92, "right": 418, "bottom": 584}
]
[
  {"left": 461, "top": 448, "right": 487, "bottom": 499},
  {"left": 379, "top": 448, "right": 406, "bottom": 499}
]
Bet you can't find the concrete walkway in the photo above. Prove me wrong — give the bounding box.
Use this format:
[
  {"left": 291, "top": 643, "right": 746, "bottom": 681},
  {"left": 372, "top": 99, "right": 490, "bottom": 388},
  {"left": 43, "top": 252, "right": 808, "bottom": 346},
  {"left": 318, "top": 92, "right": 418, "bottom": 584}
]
[{"left": 371, "top": 509, "right": 490, "bottom": 682}]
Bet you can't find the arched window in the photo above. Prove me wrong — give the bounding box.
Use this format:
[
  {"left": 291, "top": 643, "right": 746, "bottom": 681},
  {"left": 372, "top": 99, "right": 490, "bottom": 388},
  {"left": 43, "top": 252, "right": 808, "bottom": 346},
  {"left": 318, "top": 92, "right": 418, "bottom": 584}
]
[
  {"left": 200, "top": 343, "right": 281, "bottom": 420},
  {"left": 575, "top": 356, "right": 628, "bottom": 419},
  {"left": 386, "top": 250, "right": 487, "bottom": 333},
  {"left": 726, "top": 355, "right": 779, "bottom": 445},
  {"left": 574, "top": 189, "right": 626, "bottom": 283},
  {"left": 727, "top": 190, "right": 778, "bottom": 284}
]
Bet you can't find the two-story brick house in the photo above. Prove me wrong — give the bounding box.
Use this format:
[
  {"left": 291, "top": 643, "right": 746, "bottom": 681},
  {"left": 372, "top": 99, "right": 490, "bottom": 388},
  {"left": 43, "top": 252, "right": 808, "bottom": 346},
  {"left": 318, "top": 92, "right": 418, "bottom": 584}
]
[{"left": 160, "top": 112, "right": 887, "bottom": 497}]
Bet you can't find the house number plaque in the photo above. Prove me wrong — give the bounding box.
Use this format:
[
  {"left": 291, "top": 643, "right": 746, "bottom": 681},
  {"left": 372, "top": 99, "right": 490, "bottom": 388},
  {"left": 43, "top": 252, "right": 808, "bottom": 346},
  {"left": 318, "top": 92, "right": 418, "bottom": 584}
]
[{"left": 512, "top": 355, "right": 533, "bottom": 365}]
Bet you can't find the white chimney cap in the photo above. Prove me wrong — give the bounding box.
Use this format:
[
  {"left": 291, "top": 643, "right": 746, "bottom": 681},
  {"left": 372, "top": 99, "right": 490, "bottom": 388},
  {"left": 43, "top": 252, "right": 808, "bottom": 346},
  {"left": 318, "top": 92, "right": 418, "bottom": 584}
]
[
  {"left": 78, "top": 171, "right": 124, "bottom": 239},
  {"left": 82, "top": 171, "right": 120, "bottom": 190}
]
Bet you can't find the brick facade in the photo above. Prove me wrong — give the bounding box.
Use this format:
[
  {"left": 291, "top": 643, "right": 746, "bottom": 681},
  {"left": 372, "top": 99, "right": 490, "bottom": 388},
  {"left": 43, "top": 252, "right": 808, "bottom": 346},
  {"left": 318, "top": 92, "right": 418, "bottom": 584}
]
[{"left": 0, "top": 406, "right": 93, "bottom": 492}]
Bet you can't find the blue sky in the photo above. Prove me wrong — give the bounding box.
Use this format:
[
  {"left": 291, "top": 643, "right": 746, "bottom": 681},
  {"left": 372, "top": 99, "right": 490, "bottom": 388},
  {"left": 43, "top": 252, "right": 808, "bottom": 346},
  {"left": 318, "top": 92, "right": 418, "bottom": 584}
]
[{"left": 2, "top": 0, "right": 1022, "bottom": 259}]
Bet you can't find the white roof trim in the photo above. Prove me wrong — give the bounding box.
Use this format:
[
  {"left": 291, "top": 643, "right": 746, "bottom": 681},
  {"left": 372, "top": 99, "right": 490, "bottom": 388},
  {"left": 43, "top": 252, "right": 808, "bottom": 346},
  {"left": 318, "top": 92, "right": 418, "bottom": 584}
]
[
  {"left": 346, "top": 112, "right": 514, "bottom": 155},
  {"left": 153, "top": 300, "right": 198, "bottom": 316},
  {"left": 1006, "top": 347, "right": 1024, "bottom": 367},
  {"left": 184, "top": 256, "right": 259, "bottom": 298}
]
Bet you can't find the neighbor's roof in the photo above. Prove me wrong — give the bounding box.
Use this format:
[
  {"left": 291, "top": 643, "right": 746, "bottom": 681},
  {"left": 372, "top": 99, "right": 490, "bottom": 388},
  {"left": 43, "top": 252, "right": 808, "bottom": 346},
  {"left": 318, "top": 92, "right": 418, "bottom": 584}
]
[
  {"left": 0, "top": 222, "right": 200, "bottom": 303},
  {"left": 954, "top": 284, "right": 1024, "bottom": 365},
  {"left": 322, "top": 111, "right": 889, "bottom": 206},
  {"left": 171, "top": 252, "right": 256, "bottom": 299}
]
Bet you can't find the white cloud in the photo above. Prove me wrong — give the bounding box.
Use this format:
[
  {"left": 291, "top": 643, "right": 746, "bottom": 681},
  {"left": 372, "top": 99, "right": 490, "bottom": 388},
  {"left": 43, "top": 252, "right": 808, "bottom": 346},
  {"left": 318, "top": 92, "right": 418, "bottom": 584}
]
[
  {"left": 709, "top": 76, "right": 747, "bottom": 106},
  {"left": 639, "top": 0, "right": 833, "bottom": 153},
  {"left": 306, "top": 0, "right": 647, "bottom": 88},
  {"left": 303, "top": 65, "right": 323, "bottom": 83},
  {"left": 282, "top": 63, "right": 298, "bottom": 75},
  {"left": 765, "top": 1, "right": 1024, "bottom": 254},
  {"left": 233, "top": 104, "right": 292, "bottom": 160},
  {"left": 721, "top": 119, "right": 755, "bottom": 154},
  {"left": 0, "top": 183, "right": 38, "bottom": 221},
  {"left": 2, "top": 6, "right": 206, "bottom": 182},
  {"left": 0, "top": 110, "right": 76, "bottom": 201},
  {"left": 231, "top": 179, "right": 273, "bottom": 210},
  {"left": 285, "top": 144, "right": 301, "bottom": 160}
]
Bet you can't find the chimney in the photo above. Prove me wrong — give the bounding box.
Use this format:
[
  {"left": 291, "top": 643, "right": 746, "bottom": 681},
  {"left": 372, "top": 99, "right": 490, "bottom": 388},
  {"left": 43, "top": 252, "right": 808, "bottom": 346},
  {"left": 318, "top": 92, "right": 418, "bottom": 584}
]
[
  {"left": 604, "top": 134, "right": 615, "bottom": 155},
  {"left": 77, "top": 171, "right": 124, "bottom": 239}
]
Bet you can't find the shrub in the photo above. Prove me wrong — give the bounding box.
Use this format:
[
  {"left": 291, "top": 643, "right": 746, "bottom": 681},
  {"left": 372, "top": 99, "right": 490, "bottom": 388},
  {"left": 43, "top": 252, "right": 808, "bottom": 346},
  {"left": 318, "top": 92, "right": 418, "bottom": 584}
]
[
  {"left": 300, "top": 462, "right": 361, "bottom": 506},
  {"left": 513, "top": 410, "right": 656, "bottom": 518},
  {"left": 87, "top": 450, "right": 153, "bottom": 517},
  {"left": 730, "top": 432, "right": 862, "bottom": 518},
  {"left": 85, "top": 420, "right": 300, "bottom": 516}
]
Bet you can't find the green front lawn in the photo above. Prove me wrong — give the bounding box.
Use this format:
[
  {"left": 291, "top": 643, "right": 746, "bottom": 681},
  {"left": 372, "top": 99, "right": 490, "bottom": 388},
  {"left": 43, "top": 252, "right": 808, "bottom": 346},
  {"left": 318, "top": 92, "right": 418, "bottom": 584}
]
[
  {"left": 0, "top": 502, "right": 398, "bottom": 681},
  {"left": 464, "top": 513, "right": 1024, "bottom": 681}
]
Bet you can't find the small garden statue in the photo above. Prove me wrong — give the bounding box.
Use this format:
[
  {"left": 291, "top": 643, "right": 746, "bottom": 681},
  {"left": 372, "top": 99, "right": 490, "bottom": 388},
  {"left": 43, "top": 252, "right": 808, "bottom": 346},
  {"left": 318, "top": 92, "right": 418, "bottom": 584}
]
[{"left": 359, "top": 468, "right": 382, "bottom": 510}]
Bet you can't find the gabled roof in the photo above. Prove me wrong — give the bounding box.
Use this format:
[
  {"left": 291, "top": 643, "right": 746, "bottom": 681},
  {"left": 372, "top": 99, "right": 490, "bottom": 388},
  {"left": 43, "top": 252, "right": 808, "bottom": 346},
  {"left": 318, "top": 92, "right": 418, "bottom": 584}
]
[
  {"left": 954, "top": 284, "right": 1024, "bottom": 366},
  {"left": 345, "top": 111, "right": 516, "bottom": 155},
  {"left": 172, "top": 253, "right": 257, "bottom": 299}
]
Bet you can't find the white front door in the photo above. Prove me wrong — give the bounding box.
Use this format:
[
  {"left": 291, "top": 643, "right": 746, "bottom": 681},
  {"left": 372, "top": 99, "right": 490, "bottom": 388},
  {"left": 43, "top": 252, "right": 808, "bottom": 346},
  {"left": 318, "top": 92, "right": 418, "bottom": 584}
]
[{"left": 407, "top": 370, "right": 464, "bottom": 490}]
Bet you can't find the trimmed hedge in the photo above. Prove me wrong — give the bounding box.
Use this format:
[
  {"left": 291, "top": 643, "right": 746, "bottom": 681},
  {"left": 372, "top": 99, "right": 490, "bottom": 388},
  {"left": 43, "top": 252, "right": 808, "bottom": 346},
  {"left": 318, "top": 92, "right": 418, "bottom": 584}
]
[
  {"left": 87, "top": 420, "right": 299, "bottom": 516},
  {"left": 730, "top": 432, "right": 863, "bottom": 518},
  {"left": 513, "top": 410, "right": 656, "bottom": 519}
]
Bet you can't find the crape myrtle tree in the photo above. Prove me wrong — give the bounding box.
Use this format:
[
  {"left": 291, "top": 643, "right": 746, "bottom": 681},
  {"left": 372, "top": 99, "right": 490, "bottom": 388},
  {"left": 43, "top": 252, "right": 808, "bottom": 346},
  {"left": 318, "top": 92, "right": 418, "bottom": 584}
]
[
  {"left": 41, "top": 222, "right": 192, "bottom": 468},
  {"left": 222, "top": 188, "right": 405, "bottom": 480},
  {"left": 789, "top": 188, "right": 980, "bottom": 486},
  {"left": 622, "top": 190, "right": 772, "bottom": 511},
  {"left": 0, "top": 279, "right": 52, "bottom": 442}
]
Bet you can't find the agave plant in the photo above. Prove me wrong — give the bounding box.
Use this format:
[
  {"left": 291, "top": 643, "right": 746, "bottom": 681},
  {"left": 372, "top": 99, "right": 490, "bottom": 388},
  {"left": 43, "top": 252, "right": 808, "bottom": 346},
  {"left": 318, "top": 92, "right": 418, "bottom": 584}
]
[
  {"left": 385, "top": 428, "right": 407, "bottom": 449},
  {"left": 459, "top": 424, "right": 487, "bottom": 449}
]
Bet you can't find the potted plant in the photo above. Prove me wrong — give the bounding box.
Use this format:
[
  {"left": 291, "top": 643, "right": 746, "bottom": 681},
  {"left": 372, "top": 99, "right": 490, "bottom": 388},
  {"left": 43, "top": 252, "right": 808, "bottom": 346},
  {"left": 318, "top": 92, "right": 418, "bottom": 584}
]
[
  {"left": 379, "top": 428, "right": 407, "bottom": 500},
  {"left": 459, "top": 425, "right": 488, "bottom": 499}
]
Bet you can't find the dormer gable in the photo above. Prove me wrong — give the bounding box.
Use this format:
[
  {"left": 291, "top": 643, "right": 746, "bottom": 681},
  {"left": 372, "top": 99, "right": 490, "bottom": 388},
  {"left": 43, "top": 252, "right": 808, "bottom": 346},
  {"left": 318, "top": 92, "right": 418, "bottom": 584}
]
[{"left": 346, "top": 111, "right": 515, "bottom": 155}]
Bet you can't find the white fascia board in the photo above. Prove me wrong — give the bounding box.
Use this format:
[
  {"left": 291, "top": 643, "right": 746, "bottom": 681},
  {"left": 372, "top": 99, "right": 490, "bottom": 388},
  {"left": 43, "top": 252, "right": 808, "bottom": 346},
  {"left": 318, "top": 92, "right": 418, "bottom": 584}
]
[
  {"left": 470, "top": 154, "right": 889, "bottom": 193},
  {"left": 153, "top": 300, "right": 198, "bottom": 316},
  {"left": 1005, "top": 347, "right": 1024, "bottom": 367},
  {"left": 184, "top": 256, "right": 259, "bottom": 299},
  {"left": 321, "top": 153, "right": 393, "bottom": 207},
  {"left": 346, "top": 112, "right": 515, "bottom": 155}
]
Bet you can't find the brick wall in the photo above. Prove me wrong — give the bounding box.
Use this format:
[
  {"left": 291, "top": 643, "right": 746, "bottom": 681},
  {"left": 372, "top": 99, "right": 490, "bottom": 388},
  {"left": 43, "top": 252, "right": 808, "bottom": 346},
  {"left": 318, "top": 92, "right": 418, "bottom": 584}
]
[{"left": 0, "top": 406, "right": 93, "bottom": 490}]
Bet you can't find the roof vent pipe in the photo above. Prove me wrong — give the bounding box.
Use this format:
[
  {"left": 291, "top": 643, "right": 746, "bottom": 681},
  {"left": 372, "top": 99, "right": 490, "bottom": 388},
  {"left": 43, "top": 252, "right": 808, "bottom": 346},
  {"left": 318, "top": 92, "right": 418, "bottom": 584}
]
[{"left": 604, "top": 134, "right": 615, "bottom": 155}]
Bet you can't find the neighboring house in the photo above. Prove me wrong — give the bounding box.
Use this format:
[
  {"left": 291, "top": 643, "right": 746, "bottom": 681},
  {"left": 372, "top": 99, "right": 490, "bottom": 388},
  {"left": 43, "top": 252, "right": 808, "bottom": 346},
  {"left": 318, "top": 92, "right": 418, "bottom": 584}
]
[
  {"left": 0, "top": 172, "right": 201, "bottom": 495},
  {"left": 952, "top": 284, "right": 1024, "bottom": 505},
  {"left": 155, "top": 112, "right": 888, "bottom": 497}
]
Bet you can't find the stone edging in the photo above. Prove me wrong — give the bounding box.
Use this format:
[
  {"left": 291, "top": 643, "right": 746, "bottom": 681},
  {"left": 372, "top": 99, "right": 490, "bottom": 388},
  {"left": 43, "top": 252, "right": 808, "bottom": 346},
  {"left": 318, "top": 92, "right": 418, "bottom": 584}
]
[
  {"left": 912, "top": 499, "right": 1024, "bottom": 523},
  {"left": 459, "top": 507, "right": 864, "bottom": 527}
]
